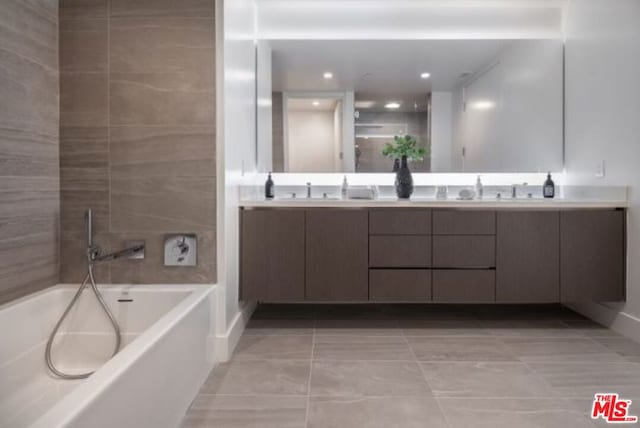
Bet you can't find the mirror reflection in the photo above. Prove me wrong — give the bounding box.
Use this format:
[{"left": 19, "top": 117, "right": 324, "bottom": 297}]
[{"left": 262, "top": 39, "right": 563, "bottom": 174}]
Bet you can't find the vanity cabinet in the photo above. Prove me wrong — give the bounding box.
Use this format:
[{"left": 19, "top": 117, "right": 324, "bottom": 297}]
[
  {"left": 560, "top": 210, "right": 626, "bottom": 302},
  {"left": 305, "top": 209, "right": 369, "bottom": 301},
  {"left": 240, "top": 207, "right": 626, "bottom": 304},
  {"left": 240, "top": 209, "right": 305, "bottom": 301},
  {"left": 496, "top": 211, "right": 560, "bottom": 302}
]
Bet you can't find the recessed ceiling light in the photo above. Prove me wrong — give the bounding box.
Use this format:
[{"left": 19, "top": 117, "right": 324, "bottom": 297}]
[
  {"left": 385, "top": 102, "right": 401, "bottom": 109},
  {"left": 420, "top": 72, "right": 431, "bottom": 79},
  {"left": 323, "top": 72, "right": 333, "bottom": 79},
  {"left": 312, "top": 100, "right": 320, "bottom": 106}
]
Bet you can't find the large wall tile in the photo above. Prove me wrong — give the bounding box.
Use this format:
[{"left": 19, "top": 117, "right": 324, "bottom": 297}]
[
  {"left": 0, "top": 49, "right": 59, "bottom": 132},
  {"left": 110, "top": 73, "right": 214, "bottom": 126},
  {"left": 110, "top": 176, "right": 215, "bottom": 231},
  {"left": 110, "top": 126, "right": 214, "bottom": 178},
  {"left": 110, "top": 18, "right": 214, "bottom": 74},
  {"left": 60, "top": 0, "right": 108, "bottom": 19},
  {"left": 0, "top": 127, "right": 58, "bottom": 177},
  {"left": 60, "top": 18, "right": 107, "bottom": 72},
  {"left": 60, "top": 127, "right": 108, "bottom": 190},
  {"left": 60, "top": 72, "right": 108, "bottom": 126},
  {"left": 110, "top": 0, "right": 214, "bottom": 18},
  {"left": 59, "top": 0, "right": 217, "bottom": 286},
  {"left": 60, "top": 189, "right": 109, "bottom": 232},
  {"left": 0, "top": 229, "right": 58, "bottom": 305},
  {"left": 0, "top": 0, "right": 58, "bottom": 69}
]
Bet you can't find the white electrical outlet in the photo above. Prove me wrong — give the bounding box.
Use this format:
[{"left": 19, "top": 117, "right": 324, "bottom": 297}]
[
  {"left": 164, "top": 234, "right": 197, "bottom": 266},
  {"left": 596, "top": 160, "right": 606, "bottom": 178}
]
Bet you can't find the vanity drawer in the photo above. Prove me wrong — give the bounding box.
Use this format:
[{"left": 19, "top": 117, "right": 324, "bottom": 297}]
[
  {"left": 369, "top": 269, "right": 431, "bottom": 302},
  {"left": 432, "top": 236, "right": 496, "bottom": 268},
  {"left": 369, "top": 209, "right": 431, "bottom": 235},
  {"left": 369, "top": 235, "right": 431, "bottom": 267},
  {"left": 433, "top": 270, "right": 495, "bottom": 302},
  {"left": 433, "top": 210, "right": 496, "bottom": 235}
]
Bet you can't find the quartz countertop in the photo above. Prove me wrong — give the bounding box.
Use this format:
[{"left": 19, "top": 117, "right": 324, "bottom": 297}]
[{"left": 240, "top": 197, "right": 627, "bottom": 209}]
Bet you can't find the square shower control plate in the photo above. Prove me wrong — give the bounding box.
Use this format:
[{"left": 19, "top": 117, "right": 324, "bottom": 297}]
[{"left": 164, "top": 234, "right": 197, "bottom": 266}]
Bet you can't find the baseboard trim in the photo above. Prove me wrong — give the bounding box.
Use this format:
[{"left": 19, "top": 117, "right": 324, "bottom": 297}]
[
  {"left": 213, "top": 301, "right": 257, "bottom": 362},
  {"left": 566, "top": 301, "right": 640, "bottom": 343}
]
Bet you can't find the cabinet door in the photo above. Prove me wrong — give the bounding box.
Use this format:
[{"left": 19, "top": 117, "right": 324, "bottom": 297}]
[
  {"left": 433, "top": 270, "right": 495, "bottom": 302},
  {"left": 369, "top": 269, "right": 431, "bottom": 302},
  {"left": 561, "top": 210, "right": 625, "bottom": 302},
  {"left": 306, "top": 210, "right": 368, "bottom": 301},
  {"left": 496, "top": 211, "right": 560, "bottom": 302},
  {"left": 241, "top": 209, "right": 305, "bottom": 301}
]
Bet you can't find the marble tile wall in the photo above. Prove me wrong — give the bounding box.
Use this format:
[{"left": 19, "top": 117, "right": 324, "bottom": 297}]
[
  {"left": 59, "top": 0, "right": 216, "bottom": 284},
  {"left": 0, "top": 0, "right": 60, "bottom": 304}
]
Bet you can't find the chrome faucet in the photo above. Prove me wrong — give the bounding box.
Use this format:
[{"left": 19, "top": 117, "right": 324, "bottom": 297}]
[
  {"left": 511, "top": 184, "right": 518, "bottom": 199},
  {"left": 306, "top": 182, "right": 312, "bottom": 199}
]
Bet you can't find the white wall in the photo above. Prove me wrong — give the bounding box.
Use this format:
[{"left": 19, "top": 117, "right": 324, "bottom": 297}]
[
  {"left": 450, "top": 39, "right": 564, "bottom": 173},
  {"left": 219, "top": 0, "right": 257, "bottom": 334},
  {"left": 564, "top": 0, "right": 640, "bottom": 339},
  {"left": 287, "top": 110, "right": 337, "bottom": 172},
  {"left": 430, "top": 92, "right": 453, "bottom": 172}
]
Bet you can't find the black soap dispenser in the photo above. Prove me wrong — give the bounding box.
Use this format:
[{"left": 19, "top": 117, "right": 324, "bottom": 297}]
[
  {"left": 265, "top": 172, "right": 274, "bottom": 200},
  {"left": 543, "top": 172, "right": 555, "bottom": 198}
]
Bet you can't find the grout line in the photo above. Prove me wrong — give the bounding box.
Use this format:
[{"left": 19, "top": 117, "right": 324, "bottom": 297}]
[
  {"left": 304, "top": 322, "right": 316, "bottom": 428},
  {"left": 406, "top": 332, "right": 454, "bottom": 428}
]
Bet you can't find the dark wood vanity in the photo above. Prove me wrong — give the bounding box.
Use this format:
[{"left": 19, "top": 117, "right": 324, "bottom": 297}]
[{"left": 240, "top": 207, "right": 626, "bottom": 304}]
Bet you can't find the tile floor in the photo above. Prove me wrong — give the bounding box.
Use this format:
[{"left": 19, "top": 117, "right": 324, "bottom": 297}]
[{"left": 181, "top": 304, "right": 640, "bottom": 428}]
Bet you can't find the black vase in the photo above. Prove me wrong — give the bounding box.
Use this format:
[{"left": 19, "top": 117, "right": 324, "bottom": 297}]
[
  {"left": 395, "top": 156, "right": 413, "bottom": 199},
  {"left": 392, "top": 158, "right": 400, "bottom": 172}
]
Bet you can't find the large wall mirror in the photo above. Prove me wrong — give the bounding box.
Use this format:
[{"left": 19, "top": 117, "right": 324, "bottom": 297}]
[{"left": 257, "top": 39, "right": 564, "bottom": 174}]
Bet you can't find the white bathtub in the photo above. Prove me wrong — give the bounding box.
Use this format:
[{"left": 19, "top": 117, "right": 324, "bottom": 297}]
[{"left": 0, "top": 283, "right": 218, "bottom": 428}]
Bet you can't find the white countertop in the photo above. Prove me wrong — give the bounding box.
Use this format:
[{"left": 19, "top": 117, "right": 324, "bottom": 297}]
[{"left": 240, "top": 197, "right": 627, "bottom": 209}]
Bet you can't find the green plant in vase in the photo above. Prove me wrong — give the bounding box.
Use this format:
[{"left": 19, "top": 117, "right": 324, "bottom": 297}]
[{"left": 382, "top": 135, "right": 427, "bottom": 199}]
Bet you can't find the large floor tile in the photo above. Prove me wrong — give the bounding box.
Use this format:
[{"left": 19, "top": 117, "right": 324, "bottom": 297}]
[
  {"left": 201, "top": 360, "right": 311, "bottom": 396},
  {"left": 560, "top": 319, "right": 623, "bottom": 338},
  {"left": 438, "top": 398, "right": 597, "bottom": 428},
  {"left": 234, "top": 336, "right": 313, "bottom": 360},
  {"left": 310, "top": 360, "right": 431, "bottom": 397},
  {"left": 400, "top": 319, "right": 490, "bottom": 337},
  {"left": 407, "top": 337, "right": 517, "bottom": 361},
  {"left": 502, "top": 337, "right": 626, "bottom": 362},
  {"left": 244, "top": 319, "right": 315, "bottom": 336},
  {"left": 182, "top": 395, "right": 307, "bottom": 428},
  {"left": 307, "top": 396, "right": 448, "bottom": 428},
  {"left": 421, "top": 361, "right": 557, "bottom": 398},
  {"left": 482, "top": 319, "right": 584, "bottom": 338},
  {"left": 313, "top": 335, "right": 414, "bottom": 361},
  {"left": 315, "top": 319, "right": 401, "bottom": 336},
  {"left": 527, "top": 361, "right": 640, "bottom": 399},
  {"left": 591, "top": 337, "right": 640, "bottom": 362}
]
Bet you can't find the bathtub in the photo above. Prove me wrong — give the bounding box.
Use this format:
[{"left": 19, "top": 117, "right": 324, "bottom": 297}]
[{"left": 0, "top": 283, "right": 218, "bottom": 428}]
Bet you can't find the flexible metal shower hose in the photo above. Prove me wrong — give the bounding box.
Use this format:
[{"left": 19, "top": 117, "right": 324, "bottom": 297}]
[{"left": 45, "top": 262, "right": 122, "bottom": 380}]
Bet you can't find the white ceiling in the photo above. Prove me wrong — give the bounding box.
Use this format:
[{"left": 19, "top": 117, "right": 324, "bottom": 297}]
[{"left": 271, "top": 39, "right": 513, "bottom": 110}]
